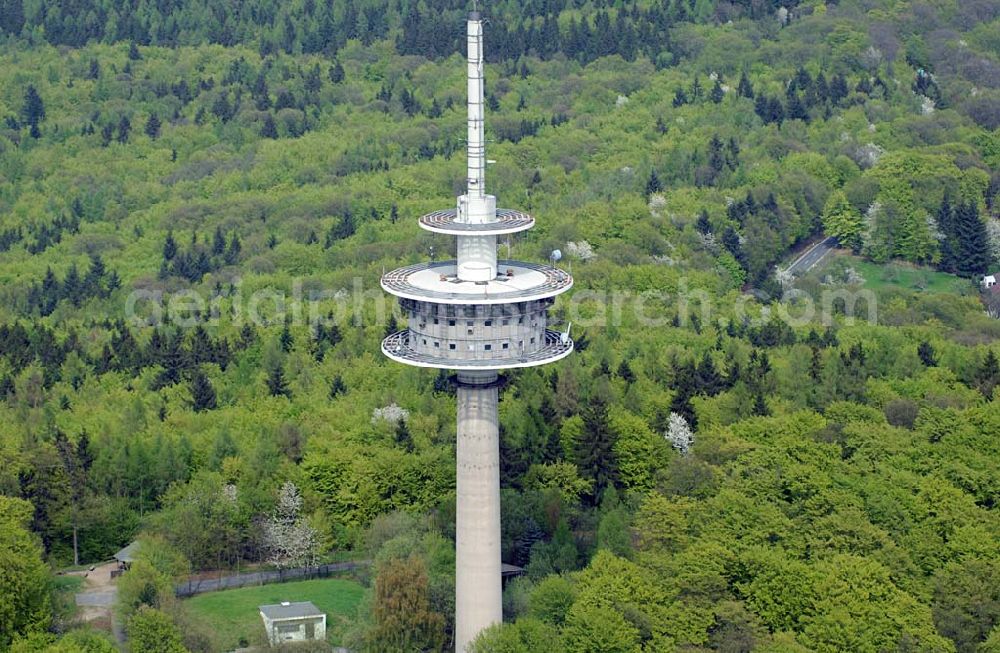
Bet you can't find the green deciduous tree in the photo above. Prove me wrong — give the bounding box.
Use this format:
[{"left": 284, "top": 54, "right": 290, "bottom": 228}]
[
  {"left": 822, "top": 190, "right": 863, "bottom": 251},
  {"left": 127, "top": 606, "right": 188, "bottom": 653},
  {"left": 0, "top": 496, "right": 51, "bottom": 648},
  {"left": 366, "top": 555, "right": 445, "bottom": 653}
]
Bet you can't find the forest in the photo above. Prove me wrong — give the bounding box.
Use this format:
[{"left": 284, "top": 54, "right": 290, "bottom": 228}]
[{"left": 1, "top": 0, "right": 999, "bottom": 651}]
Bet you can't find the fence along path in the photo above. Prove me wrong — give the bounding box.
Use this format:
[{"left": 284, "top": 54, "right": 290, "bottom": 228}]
[{"left": 174, "top": 560, "right": 369, "bottom": 598}]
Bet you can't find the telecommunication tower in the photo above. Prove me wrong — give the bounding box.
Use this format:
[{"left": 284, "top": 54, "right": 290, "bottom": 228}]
[{"left": 381, "top": 10, "right": 574, "bottom": 651}]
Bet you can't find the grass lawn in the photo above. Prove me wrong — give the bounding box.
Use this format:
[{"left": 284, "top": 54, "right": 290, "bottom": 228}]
[
  {"left": 184, "top": 577, "right": 365, "bottom": 650},
  {"left": 825, "top": 254, "right": 971, "bottom": 295},
  {"left": 52, "top": 575, "right": 85, "bottom": 592}
]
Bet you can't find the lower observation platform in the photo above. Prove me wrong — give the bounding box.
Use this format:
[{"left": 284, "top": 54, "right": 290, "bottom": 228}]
[
  {"left": 419, "top": 208, "right": 534, "bottom": 235},
  {"left": 381, "top": 260, "right": 572, "bottom": 305},
  {"left": 382, "top": 328, "right": 573, "bottom": 370}
]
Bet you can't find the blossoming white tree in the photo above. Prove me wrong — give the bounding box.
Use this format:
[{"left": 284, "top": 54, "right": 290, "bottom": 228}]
[
  {"left": 262, "top": 481, "right": 318, "bottom": 570},
  {"left": 665, "top": 412, "right": 694, "bottom": 454},
  {"left": 372, "top": 403, "right": 409, "bottom": 425}
]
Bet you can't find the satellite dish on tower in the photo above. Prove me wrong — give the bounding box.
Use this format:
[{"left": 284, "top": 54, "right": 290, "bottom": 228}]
[
  {"left": 550, "top": 249, "right": 562, "bottom": 263},
  {"left": 560, "top": 323, "right": 572, "bottom": 345}
]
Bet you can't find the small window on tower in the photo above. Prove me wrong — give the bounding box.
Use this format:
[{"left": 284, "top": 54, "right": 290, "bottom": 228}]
[
  {"left": 449, "top": 343, "right": 456, "bottom": 350},
  {"left": 434, "top": 341, "right": 440, "bottom": 348},
  {"left": 449, "top": 320, "right": 456, "bottom": 326},
  {"left": 502, "top": 319, "right": 509, "bottom": 326},
  {"left": 530, "top": 337, "right": 536, "bottom": 344},
  {"left": 485, "top": 344, "right": 492, "bottom": 351},
  {"left": 485, "top": 320, "right": 492, "bottom": 327},
  {"left": 502, "top": 343, "right": 509, "bottom": 350},
  {"left": 422, "top": 339, "right": 427, "bottom": 345},
  {"left": 468, "top": 329, "right": 474, "bottom": 335},
  {"left": 433, "top": 318, "right": 439, "bottom": 325}
]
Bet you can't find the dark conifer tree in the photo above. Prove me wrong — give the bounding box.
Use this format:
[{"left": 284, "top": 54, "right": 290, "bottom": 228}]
[
  {"left": 279, "top": 320, "right": 294, "bottom": 352},
  {"left": 974, "top": 350, "right": 999, "bottom": 399},
  {"left": 754, "top": 94, "right": 769, "bottom": 121},
  {"left": 809, "top": 345, "right": 823, "bottom": 381},
  {"left": 917, "top": 341, "right": 937, "bottom": 367},
  {"left": 224, "top": 233, "right": 242, "bottom": 265},
  {"left": 83, "top": 254, "right": 106, "bottom": 298},
  {"left": 153, "top": 331, "right": 185, "bottom": 389},
  {"left": 752, "top": 392, "right": 770, "bottom": 416},
  {"left": 305, "top": 63, "right": 323, "bottom": 94},
  {"left": 329, "top": 374, "right": 347, "bottom": 399},
  {"left": 22, "top": 85, "right": 45, "bottom": 128},
  {"left": 40, "top": 267, "right": 59, "bottom": 315},
  {"left": 646, "top": 169, "right": 662, "bottom": 198},
  {"left": 708, "top": 135, "right": 726, "bottom": 175},
  {"left": 238, "top": 323, "right": 257, "bottom": 350},
  {"left": 394, "top": 418, "right": 414, "bottom": 452},
  {"left": 690, "top": 76, "right": 703, "bottom": 100},
  {"left": 163, "top": 230, "right": 177, "bottom": 262},
  {"left": 710, "top": 78, "right": 724, "bottom": 104},
  {"left": 737, "top": 71, "right": 754, "bottom": 98},
  {"left": 0, "top": 375, "right": 13, "bottom": 399},
  {"left": 786, "top": 92, "right": 808, "bottom": 121},
  {"left": 117, "top": 116, "right": 131, "bottom": 143},
  {"left": 955, "top": 202, "right": 989, "bottom": 277},
  {"left": 189, "top": 367, "right": 217, "bottom": 412},
  {"left": 62, "top": 263, "right": 82, "bottom": 306},
  {"left": 617, "top": 360, "right": 635, "bottom": 384},
  {"left": 696, "top": 210, "right": 712, "bottom": 234},
  {"left": 144, "top": 112, "right": 161, "bottom": 139},
  {"left": 329, "top": 61, "right": 345, "bottom": 83},
  {"left": 267, "top": 364, "right": 291, "bottom": 398},
  {"left": 575, "top": 393, "right": 618, "bottom": 505},
  {"left": 212, "top": 226, "right": 226, "bottom": 256},
  {"left": 722, "top": 226, "right": 749, "bottom": 271},
  {"left": 275, "top": 89, "right": 297, "bottom": 111},
  {"left": 261, "top": 114, "right": 278, "bottom": 139},
  {"left": 694, "top": 351, "right": 724, "bottom": 396},
  {"left": 937, "top": 194, "right": 958, "bottom": 273},
  {"left": 212, "top": 93, "right": 233, "bottom": 122},
  {"left": 830, "top": 73, "right": 849, "bottom": 105}
]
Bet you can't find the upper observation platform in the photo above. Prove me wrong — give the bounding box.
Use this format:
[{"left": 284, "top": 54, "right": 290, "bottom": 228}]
[
  {"left": 381, "top": 260, "right": 572, "bottom": 305},
  {"left": 419, "top": 208, "right": 535, "bottom": 236},
  {"left": 382, "top": 328, "right": 573, "bottom": 370}
]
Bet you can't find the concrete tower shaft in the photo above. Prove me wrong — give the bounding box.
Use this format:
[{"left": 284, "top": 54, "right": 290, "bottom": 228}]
[{"left": 454, "top": 370, "right": 502, "bottom": 651}]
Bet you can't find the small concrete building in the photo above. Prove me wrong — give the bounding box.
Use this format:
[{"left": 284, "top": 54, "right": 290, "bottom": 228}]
[
  {"left": 983, "top": 274, "right": 998, "bottom": 290},
  {"left": 259, "top": 601, "right": 326, "bottom": 646}
]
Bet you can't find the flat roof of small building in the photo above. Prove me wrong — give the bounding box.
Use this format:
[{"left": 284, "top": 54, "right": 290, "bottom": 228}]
[
  {"left": 259, "top": 601, "right": 324, "bottom": 620},
  {"left": 114, "top": 541, "right": 141, "bottom": 563}
]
